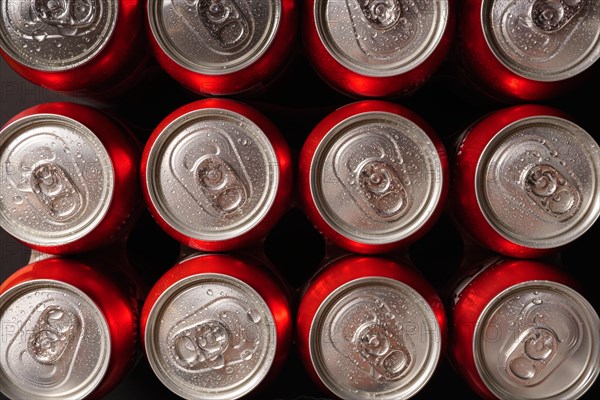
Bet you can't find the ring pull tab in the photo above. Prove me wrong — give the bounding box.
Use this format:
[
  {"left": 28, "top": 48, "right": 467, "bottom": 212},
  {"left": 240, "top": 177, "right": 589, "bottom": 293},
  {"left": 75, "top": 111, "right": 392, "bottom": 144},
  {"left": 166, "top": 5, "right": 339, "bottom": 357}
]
[
  {"left": 198, "top": 0, "right": 250, "bottom": 49},
  {"left": 357, "top": 160, "right": 408, "bottom": 220},
  {"left": 531, "top": 0, "right": 586, "bottom": 32},
  {"left": 358, "top": 0, "right": 402, "bottom": 30},
  {"left": 30, "top": 162, "right": 85, "bottom": 223},
  {"left": 196, "top": 156, "right": 247, "bottom": 216},
  {"left": 523, "top": 164, "right": 581, "bottom": 221},
  {"left": 28, "top": 306, "right": 80, "bottom": 365},
  {"left": 31, "top": 0, "right": 97, "bottom": 32},
  {"left": 355, "top": 322, "right": 411, "bottom": 381}
]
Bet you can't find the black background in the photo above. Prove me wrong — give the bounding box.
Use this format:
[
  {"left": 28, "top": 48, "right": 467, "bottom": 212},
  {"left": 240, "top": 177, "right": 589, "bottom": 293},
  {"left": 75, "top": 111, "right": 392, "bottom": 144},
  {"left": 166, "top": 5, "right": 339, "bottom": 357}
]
[{"left": 1, "top": 15, "right": 600, "bottom": 400}]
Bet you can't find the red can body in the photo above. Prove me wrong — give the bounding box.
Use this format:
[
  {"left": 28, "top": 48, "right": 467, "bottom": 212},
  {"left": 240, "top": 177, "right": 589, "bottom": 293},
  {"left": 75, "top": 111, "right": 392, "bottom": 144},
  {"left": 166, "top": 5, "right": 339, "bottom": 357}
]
[
  {"left": 447, "top": 257, "right": 597, "bottom": 400},
  {"left": 0, "top": 0, "right": 149, "bottom": 99},
  {"left": 296, "top": 255, "right": 448, "bottom": 399},
  {"left": 140, "top": 253, "right": 292, "bottom": 399},
  {"left": 0, "top": 255, "right": 143, "bottom": 400},
  {"left": 146, "top": 0, "right": 298, "bottom": 96},
  {"left": 298, "top": 100, "right": 449, "bottom": 254},
  {"left": 0, "top": 102, "right": 142, "bottom": 255},
  {"left": 458, "top": 0, "right": 595, "bottom": 103},
  {"left": 302, "top": 0, "right": 455, "bottom": 98},
  {"left": 450, "top": 104, "right": 600, "bottom": 258},
  {"left": 140, "top": 98, "right": 293, "bottom": 252}
]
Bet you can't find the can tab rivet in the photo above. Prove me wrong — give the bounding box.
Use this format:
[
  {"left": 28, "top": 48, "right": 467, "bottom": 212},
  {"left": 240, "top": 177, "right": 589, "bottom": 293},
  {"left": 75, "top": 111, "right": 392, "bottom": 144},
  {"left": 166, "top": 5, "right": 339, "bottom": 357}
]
[{"left": 359, "top": 0, "right": 402, "bottom": 30}]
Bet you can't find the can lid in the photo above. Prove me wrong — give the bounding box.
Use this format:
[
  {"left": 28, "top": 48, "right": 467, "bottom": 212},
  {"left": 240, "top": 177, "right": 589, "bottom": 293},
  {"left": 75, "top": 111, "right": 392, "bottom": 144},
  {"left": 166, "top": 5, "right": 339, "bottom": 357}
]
[
  {"left": 0, "top": 280, "right": 111, "bottom": 400},
  {"left": 314, "top": 0, "right": 449, "bottom": 77},
  {"left": 144, "top": 273, "right": 277, "bottom": 400},
  {"left": 482, "top": 0, "right": 600, "bottom": 82},
  {"left": 474, "top": 281, "right": 600, "bottom": 399},
  {"left": 0, "top": 113, "right": 114, "bottom": 247},
  {"left": 0, "top": 0, "right": 117, "bottom": 71},
  {"left": 147, "top": 0, "right": 281, "bottom": 75},
  {"left": 309, "top": 277, "right": 442, "bottom": 400},
  {"left": 476, "top": 115, "right": 600, "bottom": 250},
  {"left": 310, "top": 111, "right": 444, "bottom": 246},
  {"left": 145, "top": 108, "right": 279, "bottom": 244}
]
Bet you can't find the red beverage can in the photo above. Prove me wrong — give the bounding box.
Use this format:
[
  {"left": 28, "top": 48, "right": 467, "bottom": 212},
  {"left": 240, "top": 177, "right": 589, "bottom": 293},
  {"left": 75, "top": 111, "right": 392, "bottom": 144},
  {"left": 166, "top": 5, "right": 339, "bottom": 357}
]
[
  {"left": 298, "top": 100, "right": 449, "bottom": 254},
  {"left": 140, "top": 252, "right": 292, "bottom": 400},
  {"left": 296, "top": 255, "right": 447, "bottom": 400},
  {"left": 141, "top": 98, "right": 293, "bottom": 252},
  {"left": 0, "top": 0, "right": 149, "bottom": 99},
  {"left": 447, "top": 256, "right": 600, "bottom": 399},
  {"left": 0, "top": 102, "right": 142, "bottom": 255},
  {"left": 301, "top": 0, "right": 455, "bottom": 98},
  {"left": 450, "top": 104, "right": 600, "bottom": 258},
  {"left": 458, "top": 0, "right": 600, "bottom": 103},
  {"left": 0, "top": 252, "right": 144, "bottom": 400},
  {"left": 146, "top": 0, "right": 299, "bottom": 96}
]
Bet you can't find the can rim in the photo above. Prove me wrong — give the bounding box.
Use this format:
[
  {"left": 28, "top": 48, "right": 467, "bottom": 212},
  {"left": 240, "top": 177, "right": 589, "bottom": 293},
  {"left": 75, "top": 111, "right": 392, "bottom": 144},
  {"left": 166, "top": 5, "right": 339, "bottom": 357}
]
[
  {"left": 147, "top": 0, "right": 282, "bottom": 75},
  {"left": 480, "top": 0, "right": 600, "bottom": 82},
  {"left": 474, "top": 115, "right": 600, "bottom": 250},
  {"left": 314, "top": 0, "right": 449, "bottom": 77},
  {"left": 0, "top": 113, "right": 115, "bottom": 247},
  {"left": 308, "top": 276, "right": 442, "bottom": 400},
  {"left": 473, "top": 280, "right": 600, "bottom": 400},
  {"left": 309, "top": 111, "right": 444, "bottom": 245},
  {"left": 0, "top": 279, "right": 111, "bottom": 400},
  {"left": 0, "top": 0, "right": 118, "bottom": 72},
  {"left": 144, "top": 272, "right": 277, "bottom": 400}
]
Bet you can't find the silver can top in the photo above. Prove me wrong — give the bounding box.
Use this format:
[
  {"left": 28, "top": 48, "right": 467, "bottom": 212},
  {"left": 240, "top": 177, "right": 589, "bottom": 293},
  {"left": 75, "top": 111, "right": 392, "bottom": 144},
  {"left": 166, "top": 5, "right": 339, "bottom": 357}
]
[
  {"left": 310, "top": 111, "right": 444, "bottom": 246},
  {"left": 0, "top": 0, "right": 118, "bottom": 71},
  {"left": 148, "top": 0, "right": 281, "bottom": 75},
  {"left": 144, "top": 271, "right": 277, "bottom": 400},
  {"left": 314, "top": 0, "right": 450, "bottom": 77},
  {"left": 482, "top": 0, "right": 600, "bottom": 82},
  {"left": 145, "top": 108, "right": 279, "bottom": 243},
  {"left": 0, "top": 113, "right": 114, "bottom": 247},
  {"left": 476, "top": 115, "right": 600, "bottom": 250},
  {"left": 309, "top": 277, "right": 442, "bottom": 400},
  {"left": 474, "top": 281, "right": 600, "bottom": 399},
  {"left": 0, "top": 280, "right": 111, "bottom": 400}
]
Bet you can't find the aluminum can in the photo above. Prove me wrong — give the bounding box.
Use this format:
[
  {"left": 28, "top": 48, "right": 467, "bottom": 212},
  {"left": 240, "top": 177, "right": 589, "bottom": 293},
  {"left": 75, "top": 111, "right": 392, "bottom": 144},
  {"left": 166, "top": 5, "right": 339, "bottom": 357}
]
[
  {"left": 296, "top": 255, "right": 447, "bottom": 400},
  {"left": 140, "top": 252, "right": 292, "bottom": 400},
  {"left": 458, "top": 0, "right": 600, "bottom": 103},
  {"left": 146, "top": 0, "right": 298, "bottom": 96},
  {"left": 0, "top": 102, "right": 142, "bottom": 255},
  {"left": 450, "top": 104, "right": 600, "bottom": 258},
  {"left": 298, "top": 100, "right": 449, "bottom": 254},
  {"left": 0, "top": 252, "right": 143, "bottom": 400},
  {"left": 141, "top": 98, "right": 293, "bottom": 252},
  {"left": 447, "top": 257, "right": 600, "bottom": 400},
  {"left": 0, "top": 0, "right": 150, "bottom": 99},
  {"left": 301, "top": 0, "right": 455, "bottom": 98}
]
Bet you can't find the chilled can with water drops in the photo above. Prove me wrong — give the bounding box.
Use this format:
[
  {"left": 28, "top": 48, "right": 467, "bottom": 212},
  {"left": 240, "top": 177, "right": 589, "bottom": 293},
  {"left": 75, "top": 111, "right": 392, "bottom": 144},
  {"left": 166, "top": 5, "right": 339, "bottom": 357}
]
[
  {"left": 296, "top": 254, "right": 447, "bottom": 400},
  {"left": 301, "top": 0, "right": 455, "bottom": 98},
  {"left": 450, "top": 104, "right": 600, "bottom": 258},
  {"left": 447, "top": 256, "right": 600, "bottom": 399},
  {"left": 298, "top": 100, "right": 449, "bottom": 254},
  {"left": 0, "top": 249, "right": 145, "bottom": 400},
  {"left": 0, "top": 0, "right": 150, "bottom": 99},
  {"left": 457, "top": 0, "right": 600, "bottom": 103},
  {"left": 140, "top": 252, "right": 292, "bottom": 400},
  {"left": 145, "top": 0, "right": 298, "bottom": 96},
  {"left": 0, "top": 102, "right": 142, "bottom": 255},
  {"left": 140, "top": 98, "right": 293, "bottom": 252}
]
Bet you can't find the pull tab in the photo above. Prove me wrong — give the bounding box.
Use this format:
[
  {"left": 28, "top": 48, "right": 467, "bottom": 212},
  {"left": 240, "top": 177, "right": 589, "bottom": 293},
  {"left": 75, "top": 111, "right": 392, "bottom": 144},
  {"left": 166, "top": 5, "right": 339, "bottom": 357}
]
[
  {"left": 27, "top": 306, "right": 80, "bottom": 365},
  {"left": 357, "top": 160, "right": 408, "bottom": 220},
  {"left": 30, "top": 162, "right": 85, "bottom": 222},
  {"left": 523, "top": 164, "right": 581, "bottom": 221},
  {"left": 506, "top": 327, "right": 559, "bottom": 382},
  {"left": 531, "top": 0, "right": 586, "bottom": 32},
  {"left": 196, "top": 156, "right": 247, "bottom": 215},
  {"left": 172, "top": 320, "right": 231, "bottom": 370},
  {"left": 359, "top": 0, "right": 402, "bottom": 30},
  {"left": 355, "top": 322, "right": 411, "bottom": 381},
  {"left": 198, "top": 0, "right": 250, "bottom": 49},
  {"left": 31, "top": 0, "right": 97, "bottom": 31}
]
